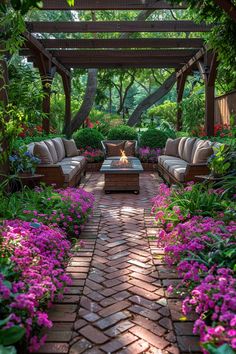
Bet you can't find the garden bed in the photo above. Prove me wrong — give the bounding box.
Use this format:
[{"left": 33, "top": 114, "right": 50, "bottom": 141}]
[{"left": 141, "top": 162, "right": 158, "bottom": 171}]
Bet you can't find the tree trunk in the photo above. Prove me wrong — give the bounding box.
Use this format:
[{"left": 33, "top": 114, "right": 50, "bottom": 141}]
[
  {"left": 127, "top": 73, "right": 176, "bottom": 126},
  {"left": 70, "top": 68, "right": 98, "bottom": 133}
]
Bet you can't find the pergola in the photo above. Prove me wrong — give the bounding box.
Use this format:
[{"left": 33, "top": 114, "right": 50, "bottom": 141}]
[{"left": 2, "top": 0, "right": 236, "bottom": 136}]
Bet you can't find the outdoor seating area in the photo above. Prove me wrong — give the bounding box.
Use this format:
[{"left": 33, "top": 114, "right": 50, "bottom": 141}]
[{"left": 1, "top": 1, "right": 236, "bottom": 354}]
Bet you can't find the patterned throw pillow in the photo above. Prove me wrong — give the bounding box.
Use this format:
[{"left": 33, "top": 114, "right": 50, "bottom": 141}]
[
  {"left": 124, "top": 141, "right": 136, "bottom": 156},
  {"left": 106, "top": 142, "right": 125, "bottom": 157}
]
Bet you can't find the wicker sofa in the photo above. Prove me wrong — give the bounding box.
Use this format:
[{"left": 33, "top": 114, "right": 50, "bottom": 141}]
[
  {"left": 158, "top": 137, "right": 215, "bottom": 184},
  {"left": 101, "top": 140, "right": 138, "bottom": 158},
  {"left": 28, "top": 138, "right": 86, "bottom": 188}
]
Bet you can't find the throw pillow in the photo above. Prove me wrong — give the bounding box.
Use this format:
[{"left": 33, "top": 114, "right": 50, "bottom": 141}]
[
  {"left": 124, "top": 141, "right": 136, "bottom": 156},
  {"left": 34, "top": 142, "right": 53, "bottom": 164},
  {"left": 45, "top": 140, "right": 58, "bottom": 164},
  {"left": 164, "top": 138, "right": 181, "bottom": 157},
  {"left": 106, "top": 142, "right": 125, "bottom": 157},
  {"left": 192, "top": 146, "right": 214, "bottom": 164},
  {"left": 63, "top": 139, "right": 78, "bottom": 157}
]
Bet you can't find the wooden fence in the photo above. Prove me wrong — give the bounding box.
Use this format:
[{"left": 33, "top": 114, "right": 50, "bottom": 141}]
[{"left": 215, "top": 90, "right": 236, "bottom": 126}]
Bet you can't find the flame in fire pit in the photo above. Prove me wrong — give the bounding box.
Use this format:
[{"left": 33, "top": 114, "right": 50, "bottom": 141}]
[{"left": 120, "top": 150, "right": 128, "bottom": 164}]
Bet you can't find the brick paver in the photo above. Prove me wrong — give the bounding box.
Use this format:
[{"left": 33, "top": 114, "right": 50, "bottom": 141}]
[{"left": 37, "top": 172, "right": 200, "bottom": 354}]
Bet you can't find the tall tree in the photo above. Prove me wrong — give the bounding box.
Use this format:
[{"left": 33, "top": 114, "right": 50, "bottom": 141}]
[{"left": 127, "top": 73, "right": 177, "bottom": 126}]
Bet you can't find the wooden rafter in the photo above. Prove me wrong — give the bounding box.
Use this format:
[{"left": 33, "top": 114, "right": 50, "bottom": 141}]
[
  {"left": 26, "top": 21, "right": 211, "bottom": 33},
  {"left": 42, "top": 0, "right": 187, "bottom": 10},
  {"left": 23, "top": 32, "right": 70, "bottom": 77},
  {"left": 39, "top": 38, "right": 204, "bottom": 49},
  {"left": 214, "top": 0, "right": 236, "bottom": 22}
]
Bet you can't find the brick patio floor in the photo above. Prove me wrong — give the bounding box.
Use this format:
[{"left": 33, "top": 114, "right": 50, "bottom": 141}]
[{"left": 38, "top": 172, "right": 200, "bottom": 354}]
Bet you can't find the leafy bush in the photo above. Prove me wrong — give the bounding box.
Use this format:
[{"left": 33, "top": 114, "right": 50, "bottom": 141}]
[
  {"left": 159, "top": 120, "right": 176, "bottom": 140},
  {"left": 148, "top": 100, "right": 177, "bottom": 127},
  {"left": 73, "top": 128, "right": 104, "bottom": 149},
  {"left": 181, "top": 93, "right": 205, "bottom": 133},
  {"left": 107, "top": 125, "right": 138, "bottom": 140},
  {"left": 140, "top": 129, "right": 169, "bottom": 148}
]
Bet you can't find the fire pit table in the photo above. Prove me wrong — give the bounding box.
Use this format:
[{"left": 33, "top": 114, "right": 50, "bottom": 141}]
[{"left": 100, "top": 157, "right": 143, "bottom": 194}]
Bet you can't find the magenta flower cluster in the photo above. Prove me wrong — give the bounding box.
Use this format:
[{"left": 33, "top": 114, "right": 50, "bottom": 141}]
[
  {"left": 138, "top": 147, "right": 162, "bottom": 163},
  {"left": 78, "top": 147, "right": 104, "bottom": 162},
  {"left": 0, "top": 220, "right": 71, "bottom": 352},
  {"left": 24, "top": 187, "right": 95, "bottom": 237},
  {"left": 183, "top": 269, "right": 236, "bottom": 350},
  {"left": 152, "top": 187, "right": 236, "bottom": 352}
]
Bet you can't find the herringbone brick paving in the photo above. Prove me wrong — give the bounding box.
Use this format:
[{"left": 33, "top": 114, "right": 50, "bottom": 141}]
[{"left": 38, "top": 172, "right": 200, "bottom": 354}]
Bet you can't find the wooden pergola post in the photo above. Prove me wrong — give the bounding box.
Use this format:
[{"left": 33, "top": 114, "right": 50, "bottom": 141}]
[
  {"left": 34, "top": 53, "right": 56, "bottom": 134},
  {"left": 197, "top": 51, "right": 218, "bottom": 136},
  {"left": 176, "top": 71, "right": 188, "bottom": 131},
  {"left": 62, "top": 72, "right": 71, "bottom": 137}
]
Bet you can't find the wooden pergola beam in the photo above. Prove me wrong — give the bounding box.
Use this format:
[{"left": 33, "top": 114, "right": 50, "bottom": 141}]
[
  {"left": 176, "top": 47, "right": 206, "bottom": 77},
  {"left": 214, "top": 0, "right": 236, "bottom": 22},
  {"left": 39, "top": 38, "right": 204, "bottom": 49},
  {"left": 42, "top": 0, "right": 187, "bottom": 10},
  {"left": 26, "top": 21, "right": 212, "bottom": 33},
  {"left": 23, "top": 32, "right": 70, "bottom": 77},
  {"left": 41, "top": 49, "right": 198, "bottom": 58}
]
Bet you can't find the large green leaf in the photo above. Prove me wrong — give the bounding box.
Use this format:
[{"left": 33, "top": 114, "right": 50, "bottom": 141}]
[
  {"left": 0, "top": 345, "right": 17, "bottom": 354},
  {"left": 203, "top": 343, "right": 235, "bottom": 354},
  {"left": 0, "top": 326, "right": 25, "bottom": 346}
]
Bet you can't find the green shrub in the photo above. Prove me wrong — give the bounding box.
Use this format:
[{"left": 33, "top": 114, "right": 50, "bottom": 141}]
[
  {"left": 107, "top": 125, "right": 138, "bottom": 140},
  {"left": 73, "top": 128, "right": 104, "bottom": 149},
  {"left": 140, "top": 129, "right": 169, "bottom": 148}
]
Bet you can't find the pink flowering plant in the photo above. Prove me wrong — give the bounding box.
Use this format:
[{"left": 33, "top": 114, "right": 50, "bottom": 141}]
[
  {"left": 137, "top": 147, "right": 162, "bottom": 163},
  {"left": 78, "top": 147, "right": 104, "bottom": 163},
  {"left": 0, "top": 220, "right": 71, "bottom": 352},
  {"left": 1, "top": 186, "right": 95, "bottom": 238},
  {"left": 152, "top": 183, "right": 230, "bottom": 231}
]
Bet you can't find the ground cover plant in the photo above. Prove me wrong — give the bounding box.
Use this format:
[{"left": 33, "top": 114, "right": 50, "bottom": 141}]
[
  {"left": 0, "top": 185, "right": 95, "bottom": 237},
  {"left": 0, "top": 220, "right": 71, "bottom": 353},
  {"left": 152, "top": 182, "right": 236, "bottom": 353}
]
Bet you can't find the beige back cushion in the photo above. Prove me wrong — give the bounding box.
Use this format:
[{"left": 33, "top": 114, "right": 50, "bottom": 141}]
[
  {"left": 165, "top": 138, "right": 181, "bottom": 157},
  {"left": 34, "top": 141, "right": 53, "bottom": 164},
  {"left": 191, "top": 140, "right": 210, "bottom": 163},
  {"left": 124, "top": 141, "right": 136, "bottom": 156},
  {"left": 106, "top": 142, "right": 125, "bottom": 157},
  {"left": 63, "top": 139, "right": 78, "bottom": 157},
  {"left": 182, "top": 137, "right": 197, "bottom": 163},
  {"left": 192, "top": 145, "right": 214, "bottom": 164},
  {"left": 52, "top": 138, "right": 66, "bottom": 161},
  {"left": 178, "top": 137, "right": 187, "bottom": 159},
  {"left": 45, "top": 140, "right": 58, "bottom": 164}
]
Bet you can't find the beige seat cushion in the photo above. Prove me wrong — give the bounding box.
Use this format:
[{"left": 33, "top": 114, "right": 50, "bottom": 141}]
[
  {"left": 34, "top": 142, "right": 53, "bottom": 164},
  {"left": 158, "top": 155, "right": 183, "bottom": 167},
  {"left": 45, "top": 140, "right": 58, "bottom": 164},
  {"left": 182, "top": 138, "right": 197, "bottom": 163},
  {"left": 61, "top": 156, "right": 86, "bottom": 168},
  {"left": 178, "top": 137, "right": 187, "bottom": 159},
  {"left": 165, "top": 158, "right": 188, "bottom": 182},
  {"left": 192, "top": 146, "right": 214, "bottom": 164},
  {"left": 164, "top": 138, "right": 181, "bottom": 157},
  {"left": 106, "top": 142, "right": 125, "bottom": 157},
  {"left": 124, "top": 141, "right": 135, "bottom": 156},
  {"left": 63, "top": 139, "right": 78, "bottom": 157},
  {"left": 52, "top": 138, "right": 66, "bottom": 161},
  {"left": 59, "top": 164, "right": 81, "bottom": 183}
]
